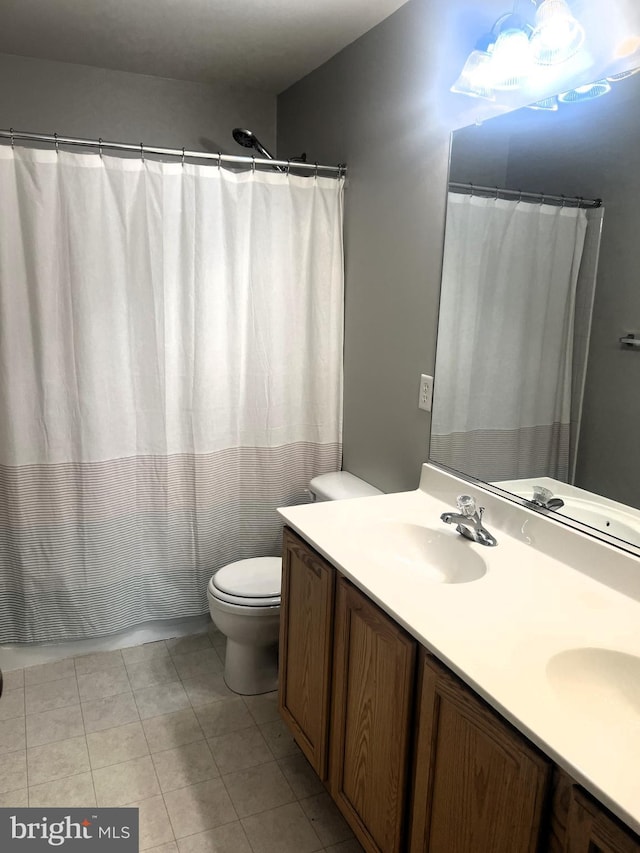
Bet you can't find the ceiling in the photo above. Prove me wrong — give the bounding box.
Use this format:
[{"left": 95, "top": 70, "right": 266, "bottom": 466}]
[{"left": 0, "top": 0, "right": 409, "bottom": 94}]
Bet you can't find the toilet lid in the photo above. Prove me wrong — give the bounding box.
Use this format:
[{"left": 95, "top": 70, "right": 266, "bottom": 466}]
[{"left": 212, "top": 557, "right": 282, "bottom": 599}]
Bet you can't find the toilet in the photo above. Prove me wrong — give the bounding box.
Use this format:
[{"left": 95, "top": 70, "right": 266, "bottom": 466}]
[{"left": 207, "top": 471, "right": 382, "bottom": 695}]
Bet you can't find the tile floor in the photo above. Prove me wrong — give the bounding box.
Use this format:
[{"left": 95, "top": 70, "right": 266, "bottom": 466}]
[{"left": 0, "top": 624, "right": 364, "bottom": 853}]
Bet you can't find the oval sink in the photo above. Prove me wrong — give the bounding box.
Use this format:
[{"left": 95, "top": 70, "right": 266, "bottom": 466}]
[
  {"left": 361, "top": 522, "right": 487, "bottom": 584},
  {"left": 546, "top": 648, "right": 640, "bottom": 721}
]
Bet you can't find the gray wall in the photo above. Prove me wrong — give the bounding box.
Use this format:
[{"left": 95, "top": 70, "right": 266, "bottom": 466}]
[
  {"left": 278, "top": 0, "right": 640, "bottom": 497},
  {"left": 277, "top": 0, "right": 481, "bottom": 493},
  {"left": 0, "top": 53, "right": 276, "bottom": 154}
]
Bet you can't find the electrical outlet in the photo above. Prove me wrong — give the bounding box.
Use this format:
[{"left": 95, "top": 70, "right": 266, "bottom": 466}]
[{"left": 418, "top": 373, "right": 433, "bottom": 412}]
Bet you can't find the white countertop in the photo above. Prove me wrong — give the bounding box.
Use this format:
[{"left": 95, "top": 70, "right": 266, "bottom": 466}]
[{"left": 278, "top": 464, "right": 640, "bottom": 835}]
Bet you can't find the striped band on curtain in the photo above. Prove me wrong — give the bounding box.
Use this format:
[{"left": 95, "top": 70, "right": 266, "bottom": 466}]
[
  {"left": 429, "top": 424, "right": 570, "bottom": 485},
  {"left": 0, "top": 444, "right": 340, "bottom": 643},
  {"left": 0, "top": 146, "right": 344, "bottom": 643}
]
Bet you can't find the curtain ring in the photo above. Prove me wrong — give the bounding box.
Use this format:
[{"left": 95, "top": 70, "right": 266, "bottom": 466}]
[
  {"left": 560, "top": 195, "right": 566, "bottom": 207},
  {"left": 140, "top": 142, "right": 144, "bottom": 162},
  {"left": 251, "top": 156, "right": 255, "bottom": 173},
  {"left": 494, "top": 186, "right": 499, "bottom": 200},
  {"left": 54, "top": 132, "right": 59, "bottom": 154},
  {"left": 286, "top": 159, "right": 291, "bottom": 175},
  {"left": 98, "top": 138, "right": 103, "bottom": 159},
  {"left": 217, "top": 152, "right": 221, "bottom": 169},
  {"left": 181, "top": 147, "right": 185, "bottom": 167},
  {"left": 314, "top": 162, "right": 319, "bottom": 180},
  {"left": 469, "top": 182, "right": 474, "bottom": 197},
  {"left": 518, "top": 190, "right": 523, "bottom": 202},
  {"left": 9, "top": 127, "right": 14, "bottom": 149}
]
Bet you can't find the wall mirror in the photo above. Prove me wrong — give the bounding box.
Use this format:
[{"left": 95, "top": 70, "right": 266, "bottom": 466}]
[{"left": 430, "top": 67, "right": 640, "bottom": 554}]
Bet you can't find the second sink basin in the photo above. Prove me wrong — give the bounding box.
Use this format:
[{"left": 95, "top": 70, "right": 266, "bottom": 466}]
[
  {"left": 546, "top": 648, "right": 640, "bottom": 722},
  {"left": 359, "top": 522, "right": 487, "bottom": 583}
]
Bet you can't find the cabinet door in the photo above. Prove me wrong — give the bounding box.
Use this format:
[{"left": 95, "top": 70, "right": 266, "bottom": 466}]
[
  {"left": 278, "top": 528, "right": 335, "bottom": 780},
  {"left": 330, "top": 577, "right": 416, "bottom": 853},
  {"left": 411, "top": 650, "right": 551, "bottom": 853},
  {"left": 564, "top": 786, "right": 640, "bottom": 853}
]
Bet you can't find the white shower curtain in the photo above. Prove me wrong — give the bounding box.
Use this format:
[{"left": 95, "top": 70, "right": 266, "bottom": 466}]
[
  {"left": 431, "top": 193, "right": 587, "bottom": 483},
  {"left": 0, "top": 146, "right": 344, "bottom": 642}
]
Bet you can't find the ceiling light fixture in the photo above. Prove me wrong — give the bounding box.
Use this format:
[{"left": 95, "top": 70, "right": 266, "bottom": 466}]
[{"left": 451, "top": 0, "right": 589, "bottom": 103}]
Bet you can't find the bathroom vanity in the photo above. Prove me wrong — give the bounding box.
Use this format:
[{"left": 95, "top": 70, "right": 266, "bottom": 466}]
[{"left": 277, "top": 464, "right": 640, "bottom": 853}]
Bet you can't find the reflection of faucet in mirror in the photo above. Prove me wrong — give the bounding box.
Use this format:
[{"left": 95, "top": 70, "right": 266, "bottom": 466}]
[
  {"left": 528, "top": 485, "right": 565, "bottom": 512},
  {"left": 441, "top": 495, "right": 497, "bottom": 547}
]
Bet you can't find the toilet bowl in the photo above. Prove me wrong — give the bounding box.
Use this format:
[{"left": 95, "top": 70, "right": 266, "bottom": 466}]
[
  {"left": 208, "top": 472, "right": 383, "bottom": 695},
  {"left": 208, "top": 557, "right": 282, "bottom": 695}
]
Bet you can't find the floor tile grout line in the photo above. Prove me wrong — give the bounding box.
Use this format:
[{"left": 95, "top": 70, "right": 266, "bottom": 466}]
[
  {"left": 237, "top": 800, "right": 326, "bottom": 853},
  {"left": 167, "top": 814, "right": 247, "bottom": 848},
  {"left": 87, "top": 723, "right": 100, "bottom": 808},
  {"left": 147, "top": 685, "right": 209, "bottom": 846}
]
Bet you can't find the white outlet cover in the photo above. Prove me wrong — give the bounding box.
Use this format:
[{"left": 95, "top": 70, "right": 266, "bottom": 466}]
[{"left": 419, "top": 373, "right": 433, "bottom": 412}]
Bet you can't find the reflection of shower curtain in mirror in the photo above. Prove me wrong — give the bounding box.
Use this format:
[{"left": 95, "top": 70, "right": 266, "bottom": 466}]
[
  {"left": 0, "top": 146, "right": 344, "bottom": 643},
  {"left": 431, "top": 193, "right": 589, "bottom": 483}
]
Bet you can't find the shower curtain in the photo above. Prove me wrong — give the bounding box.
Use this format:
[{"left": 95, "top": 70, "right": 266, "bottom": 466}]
[
  {"left": 431, "top": 193, "right": 587, "bottom": 483},
  {"left": 0, "top": 145, "right": 344, "bottom": 643}
]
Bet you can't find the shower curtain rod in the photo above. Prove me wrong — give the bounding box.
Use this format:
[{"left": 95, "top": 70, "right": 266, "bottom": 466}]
[
  {"left": 0, "top": 128, "right": 347, "bottom": 177},
  {"left": 449, "top": 181, "right": 601, "bottom": 209}
]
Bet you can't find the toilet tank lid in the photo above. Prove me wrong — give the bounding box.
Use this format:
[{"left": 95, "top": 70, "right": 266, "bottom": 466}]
[
  {"left": 310, "top": 471, "right": 383, "bottom": 501},
  {"left": 213, "top": 557, "right": 282, "bottom": 598}
]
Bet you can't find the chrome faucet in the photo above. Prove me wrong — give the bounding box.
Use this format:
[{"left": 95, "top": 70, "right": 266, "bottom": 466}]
[
  {"left": 440, "top": 495, "right": 497, "bottom": 547},
  {"left": 527, "top": 485, "right": 565, "bottom": 512}
]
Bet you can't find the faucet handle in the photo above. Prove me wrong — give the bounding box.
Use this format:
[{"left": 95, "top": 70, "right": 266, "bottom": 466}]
[
  {"left": 456, "top": 494, "right": 477, "bottom": 517},
  {"left": 532, "top": 485, "right": 553, "bottom": 505}
]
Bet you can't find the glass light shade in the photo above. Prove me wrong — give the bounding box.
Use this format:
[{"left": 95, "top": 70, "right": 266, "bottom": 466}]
[
  {"left": 450, "top": 50, "right": 496, "bottom": 100},
  {"left": 558, "top": 80, "right": 611, "bottom": 103},
  {"left": 606, "top": 66, "right": 640, "bottom": 82},
  {"left": 531, "top": 0, "right": 585, "bottom": 65},
  {"left": 489, "top": 28, "right": 534, "bottom": 90},
  {"left": 527, "top": 96, "right": 559, "bottom": 110}
]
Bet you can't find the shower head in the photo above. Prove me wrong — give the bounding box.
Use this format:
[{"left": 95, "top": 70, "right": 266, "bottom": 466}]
[
  {"left": 232, "top": 128, "right": 276, "bottom": 162},
  {"left": 231, "top": 129, "right": 306, "bottom": 174}
]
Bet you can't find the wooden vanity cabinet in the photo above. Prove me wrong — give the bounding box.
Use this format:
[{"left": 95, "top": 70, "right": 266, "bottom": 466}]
[
  {"left": 330, "top": 576, "right": 417, "bottom": 853},
  {"left": 278, "top": 528, "right": 640, "bottom": 853},
  {"left": 278, "top": 527, "right": 335, "bottom": 779},
  {"left": 563, "top": 784, "right": 640, "bottom": 853},
  {"left": 410, "top": 650, "right": 551, "bottom": 853}
]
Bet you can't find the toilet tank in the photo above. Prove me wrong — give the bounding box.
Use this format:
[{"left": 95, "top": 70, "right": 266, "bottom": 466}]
[{"left": 309, "top": 471, "right": 383, "bottom": 502}]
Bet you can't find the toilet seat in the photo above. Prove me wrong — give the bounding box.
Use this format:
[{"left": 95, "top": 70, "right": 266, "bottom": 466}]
[{"left": 209, "top": 557, "right": 282, "bottom": 608}]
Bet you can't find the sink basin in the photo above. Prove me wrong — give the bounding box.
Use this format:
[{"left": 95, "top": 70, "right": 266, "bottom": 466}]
[
  {"left": 359, "top": 522, "right": 487, "bottom": 584},
  {"left": 546, "top": 648, "right": 640, "bottom": 721},
  {"left": 557, "top": 499, "right": 640, "bottom": 548}
]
